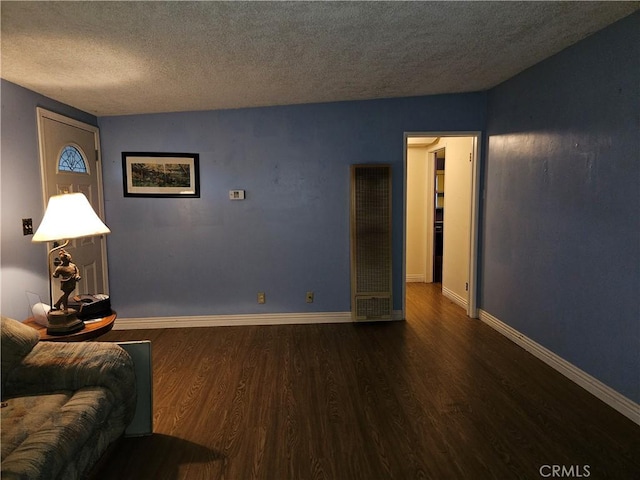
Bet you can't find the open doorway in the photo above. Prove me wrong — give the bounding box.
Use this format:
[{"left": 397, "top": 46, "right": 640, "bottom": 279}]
[{"left": 402, "top": 133, "right": 480, "bottom": 319}]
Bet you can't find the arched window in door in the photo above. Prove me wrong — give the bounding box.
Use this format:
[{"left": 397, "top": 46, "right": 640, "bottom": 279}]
[{"left": 58, "top": 145, "right": 88, "bottom": 173}]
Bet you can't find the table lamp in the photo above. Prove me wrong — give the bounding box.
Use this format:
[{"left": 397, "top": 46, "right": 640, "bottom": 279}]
[{"left": 32, "top": 192, "right": 111, "bottom": 334}]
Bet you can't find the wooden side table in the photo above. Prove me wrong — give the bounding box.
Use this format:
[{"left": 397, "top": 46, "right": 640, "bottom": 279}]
[{"left": 23, "top": 312, "right": 117, "bottom": 342}]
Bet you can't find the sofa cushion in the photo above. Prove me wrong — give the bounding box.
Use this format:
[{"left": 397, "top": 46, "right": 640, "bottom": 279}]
[
  {"left": 1, "top": 387, "right": 115, "bottom": 479},
  {"left": 1, "top": 317, "right": 40, "bottom": 397},
  {"left": 4, "top": 341, "right": 136, "bottom": 403},
  {"left": 1, "top": 392, "right": 73, "bottom": 461}
]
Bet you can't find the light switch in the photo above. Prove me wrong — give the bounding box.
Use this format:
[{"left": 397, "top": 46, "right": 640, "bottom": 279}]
[{"left": 229, "top": 190, "right": 245, "bottom": 200}]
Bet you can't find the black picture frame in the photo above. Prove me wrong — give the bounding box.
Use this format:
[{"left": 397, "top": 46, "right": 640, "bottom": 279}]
[{"left": 122, "top": 152, "right": 200, "bottom": 198}]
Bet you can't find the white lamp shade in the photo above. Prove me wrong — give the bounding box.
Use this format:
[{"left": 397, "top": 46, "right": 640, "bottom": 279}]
[{"left": 32, "top": 193, "right": 111, "bottom": 242}]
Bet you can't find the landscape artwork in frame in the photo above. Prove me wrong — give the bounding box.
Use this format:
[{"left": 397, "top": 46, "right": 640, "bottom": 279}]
[{"left": 122, "top": 152, "right": 200, "bottom": 198}]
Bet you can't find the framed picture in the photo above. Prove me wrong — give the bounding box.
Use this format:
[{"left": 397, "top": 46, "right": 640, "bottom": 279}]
[{"left": 122, "top": 152, "right": 200, "bottom": 198}]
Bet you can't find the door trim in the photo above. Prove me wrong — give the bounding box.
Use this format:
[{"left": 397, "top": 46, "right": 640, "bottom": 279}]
[
  {"left": 36, "top": 107, "right": 109, "bottom": 294},
  {"left": 402, "top": 131, "right": 481, "bottom": 319}
]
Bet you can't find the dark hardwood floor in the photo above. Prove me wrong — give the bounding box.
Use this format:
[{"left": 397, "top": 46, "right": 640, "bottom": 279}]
[{"left": 97, "top": 283, "right": 640, "bottom": 479}]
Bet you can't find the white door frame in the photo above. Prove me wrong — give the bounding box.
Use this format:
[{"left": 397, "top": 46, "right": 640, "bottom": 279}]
[{"left": 402, "top": 131, "right": 481, "bottom": 319}]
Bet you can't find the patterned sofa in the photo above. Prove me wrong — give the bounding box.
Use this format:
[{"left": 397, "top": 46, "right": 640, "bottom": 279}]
[{"left": 1, "top": 316, "right": 136, "bottom": 479}]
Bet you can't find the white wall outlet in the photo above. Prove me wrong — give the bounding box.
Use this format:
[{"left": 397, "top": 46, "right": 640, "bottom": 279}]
[
  {"left": 306, "top": 291, "right": 314, "bottom": 303},
  {"left": 257, "top": 292, "right": 266, "bottom": 304},
  {"left": 229, "top": 189, "right": 245, "bottom": 200}
]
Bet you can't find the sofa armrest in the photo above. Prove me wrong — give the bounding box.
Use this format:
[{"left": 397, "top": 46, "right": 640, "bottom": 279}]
[{"left": 3, "top": 341, "right": 135, "bottom": 404}]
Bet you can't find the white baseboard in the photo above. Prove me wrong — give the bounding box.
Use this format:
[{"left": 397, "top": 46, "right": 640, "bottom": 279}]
[
  {"left": 115, "top": 310, "right": 407, "bottom": 330},
  {"left": 406, "top": 274, "right": 426, "bottom": 283},
  {"left": 442, "top": 286, "right": 468, "bottom": 310},
  {"left": 478, "top": 309, "right": 640, "bottom": 426},
  {"left": 115, "top": 311, "right": 355, "bottom": 330}
]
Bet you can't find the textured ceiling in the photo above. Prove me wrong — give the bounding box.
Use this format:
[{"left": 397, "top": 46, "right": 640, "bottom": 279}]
[{"left": 1, "top": 1, "right": 638, "bottom": 116}]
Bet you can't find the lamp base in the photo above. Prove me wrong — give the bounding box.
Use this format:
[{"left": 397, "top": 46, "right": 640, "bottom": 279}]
[{"left": 46, "top": 309, "right": 85, "bottom": 335}]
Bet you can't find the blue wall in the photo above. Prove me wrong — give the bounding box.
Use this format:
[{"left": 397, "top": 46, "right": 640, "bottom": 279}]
[
  {"left": 0, "top": 80, "right": 97, "bottom": 319},
  {"left": 481, "top": 12, "right": 639, "bottom": 402},
  {"left": 98, "top": 94, "right": 486, "bottom": 317}
]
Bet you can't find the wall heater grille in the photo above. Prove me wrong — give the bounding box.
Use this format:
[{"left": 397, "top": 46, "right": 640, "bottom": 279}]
[{"left": 350, "top": 164, "right": 392, "bottom": 321}]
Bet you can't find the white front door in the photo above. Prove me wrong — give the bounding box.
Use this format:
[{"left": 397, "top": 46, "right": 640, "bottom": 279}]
[{"left": 36, "top": 108, "right": 109, "bottom": 299}]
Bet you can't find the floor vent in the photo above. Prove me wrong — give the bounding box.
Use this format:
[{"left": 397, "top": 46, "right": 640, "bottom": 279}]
[{"left": 350, "top": 164, "right": 392, "bottom": 321}]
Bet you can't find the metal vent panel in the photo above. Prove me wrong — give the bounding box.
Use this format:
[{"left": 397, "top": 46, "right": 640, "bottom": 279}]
[
  {"left": 355, "top": 296, "right": 392, "bottom": 320},
  {"left": 350, "top": 164, "right": 392, "bottom": 321}
]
